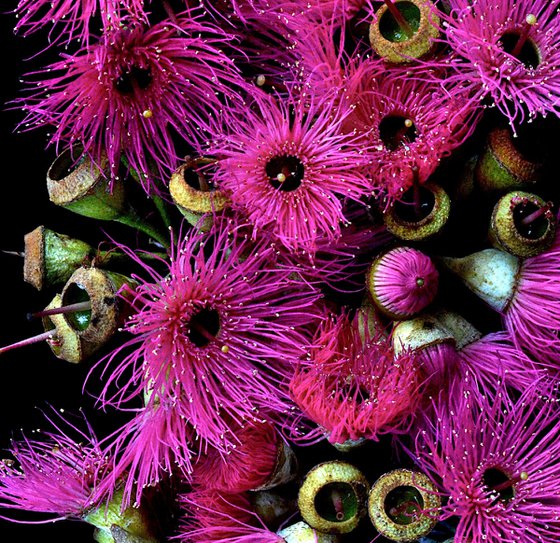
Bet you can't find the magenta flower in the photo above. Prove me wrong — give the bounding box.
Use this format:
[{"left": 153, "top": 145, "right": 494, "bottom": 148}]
[
  {"left": 0, "top": 412, "right": 109, "bottom": 520},
  {"left": 193, "top": 422, "right": 285, "bottom": 493},
  {"left": 16, "top": 12, "right": 248, "bottom": 192},
  {"left": 441, "top": 0, "right": 560, "bottom": 126},
  {"left": 94, "top": 218, "right": 322, "bottom": 457},
  {"left": 412, "top": 377, "right": 560, "bottom": 543},
  {"left": 179, "top": 488, "right": 281, "bottom": 543},
  {"left": 290, "top": 310, "right": 422, "bottom": 445},
  {"left": 13, "top": 0, "right": 148, "bottom": 42},
  {"left": 348, "top": 61, "right": 481, "bottom": 200},
  {"left": 210, "top": 88, "right": 372, "bottom": 253},
  {"left": 368, "top": 246, "right": 439, "bottom": 319}
]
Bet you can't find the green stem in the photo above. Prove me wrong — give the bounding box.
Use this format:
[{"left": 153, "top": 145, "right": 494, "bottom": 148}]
[
  {"left": 116, "top": 208, "right": 170, "bottom": 248},
  {"left": 152, "top": 194, "right": 174, "bottom": 230}
]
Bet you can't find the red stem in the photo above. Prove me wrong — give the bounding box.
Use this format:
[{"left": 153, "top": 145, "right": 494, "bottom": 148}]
[
  {"left": 383, "top": 0, "right": 414, "bottom": 39},
  {"left": 28, "top": 301, "right": 92, "bottom": 320},
  {"left": 0, "top": 330, "right": 56, "bottom": 356}
]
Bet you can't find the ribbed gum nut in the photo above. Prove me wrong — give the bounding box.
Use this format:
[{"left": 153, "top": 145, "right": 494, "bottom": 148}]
[
  {"left": 297, "top": 461, "right": 369, "bottom": 535},
  {"left": 475, "top": 127, "right": 543, "bottom": 193},
  {"left": 61, "top": 267, "right": 134, "bottom": 351},
  {"left": 383, "top": 183, "right": 451, "bottom": 242},
  {"left": 169, "top": 157, "right": 230, "bottom": 232},
  {"left": 47, "top": 148, "right": 127, "bottom": 220},
  {"left": 85, "top": 488, "right": 158, "bottom": 543},
  {"left": 277, "top": 521, "right": 340, "bottom": 543},
  {"left": 392, "top": 315, "right": 455, "bottom": 357},
  {"left": 431, "top": 308, "right": 481, "bottom": 350},
  {"left": 490, "top": 191, "right": 556, "bottom": 257},
  {"left": 24, "top": 226, "right": 96, "bottom": 291},
  {"left": 255, "top": 439, "right": 298, "bottom": 491},
  {"left": 42, "top": 294, "right": 84, "bottom": 364},
  {"left": 368, "top": 469, "right": 440, "bottom": 542},
  {"left": 250, "top": 490, "right": 297, "bottom": 528},
  {"left": 369, "top": 0, "right": 440, "bottom": 64},
  {"left": 440, "top": 248, "right": 521, "bottom": 313},
  {"left": 356, "top": 298, "right": 386, "bottom": 341}
]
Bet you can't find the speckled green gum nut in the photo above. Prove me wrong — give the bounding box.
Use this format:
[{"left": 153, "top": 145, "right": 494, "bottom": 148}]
[
  {"left": 169, "top": 158, "right": 230, "bottom": 232},
  {"left": 368, "top": 469, "right": 440, "bottom": 542},
  {"left": 383, "top": 183, "right": 451, "bottom": 242},
  {"left": 369, "top": 0, "right": 440, "bottom": 64},
  {"left": 475, "top": 128, "right": 543, "bottom": 193},
  {"left": 61, "top": 266, "right": 136, "bottom": 355},
  {"left": 489, "top": 190, "right": 556, "bottom": 258},
  {"left": 277, "top": 521, "right": 340, "bottom": 543},
  {"left": 297, "top": 461, "right": 369, "bottom": 535},
  {"left": 24, "top": 226, "right": 97, "bottom": 291},
  {"left": 47, "top": 148, "right": 127, "bottom": 221}
]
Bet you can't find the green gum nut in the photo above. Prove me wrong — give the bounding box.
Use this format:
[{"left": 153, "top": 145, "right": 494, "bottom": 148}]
[
  {"left": 475, "top": 127, "right": 543, "bottom": 193},
  {"left": 250, "top": 490, "right": 298, "bottom": 530},
  {"left": 47, "top": 148, "right": 127, "bottom": 220},
  {"left": 489, "top": 191, "right": 556, "bottom": 258},
  {"left": 383, "top": 182, "right": 451, "bottom": 242},
  {"left": 368, "top": 469, "right": 441, "bottom": 542},
  {"left": 42, "top": 294, "right": 84, "bottom": 364},
  {"left": 85, "top": 488, "right": 158, "bottom": 543},
  {"left": 369, "top": 0, "right": 440, "bottom": 64},
  {"left": 169, "top": 157, "right": 230, "bottom": 232},
  {"left": 61, "top": 266, "right": 136, "bottom": 355},
  {"left": 297, "top": 461, "right": 370, "bottom": 535}
]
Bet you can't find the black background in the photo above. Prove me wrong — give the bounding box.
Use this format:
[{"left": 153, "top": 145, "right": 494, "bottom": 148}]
[{"left": 0, "top": 6, "right": 116, "bottom": 541}]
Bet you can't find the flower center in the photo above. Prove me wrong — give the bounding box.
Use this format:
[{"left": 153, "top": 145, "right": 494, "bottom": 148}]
[
  {"left": 265, "top": 155, "right": 305, "bottom": 192},
  {"left": 499, "top": 16, "right": 540, "bottom": 69},
  {"left": 384, "top": 485, "right": 424, "bottom": 525},
  {"left": 114, "top": 66, "right": 153, "bottom": 94},
  {"left": 186, "top": 307, "right": 220, "bottom": 347},
  {"left": 379, "top": 115, "right": 417, "bottom": 151},
  {"left": 482, "top": 467, "right": 516, "bottom": 503}
]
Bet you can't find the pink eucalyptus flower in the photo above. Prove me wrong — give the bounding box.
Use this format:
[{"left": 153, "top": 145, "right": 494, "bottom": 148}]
[
  {"left": 441, "top": 0, "right": 560, "bottom": 127},
  {"left": 93, "top": 218, "right": 322, "bottom": 458},
  {"left": 15, "top": 12, "right": 248, "bottom": 192},
  {"left": 412, "top": 376, "right": 560, "bottom": 543},
  {"left": 210, "top": 88, "right": 373, "bottom": 254}
]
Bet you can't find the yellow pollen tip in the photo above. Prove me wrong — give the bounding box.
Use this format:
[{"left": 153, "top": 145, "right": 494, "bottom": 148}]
[
  {"left": 276, "top": 173, "right": 287, "bottom": 183},
  {"left": 520, "top": 471, "right": 529, "bottom": 480},
  {"left": 256, "top": 75, "right": 267, "bottom": 87},
  {"left": 416, "top": 277, "right": 425, "bottom": 287},
  {"left": 526, "top": 14, "right": 537, "bottom": 25},
  {"left": 221, "top": 345, "right": 230, "bottom": 354},
  {"left": 142, "top": 109, "right": 153, "bottom": 119},
  {"left": 404, "top": 119, "right": 414, "bottom": 128}
]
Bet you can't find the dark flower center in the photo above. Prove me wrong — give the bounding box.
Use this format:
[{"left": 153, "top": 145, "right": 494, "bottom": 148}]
[
  {"left": 114, "top": 66, "right": 153, "bottom": 94},
  {"left": 186, "top": 308, "right": 220, "bottom": 347},
  {"left": 393, "top": 185, "right": 435, "bottom": 223},
  {"left": 384, "top": 485, "right": 424, "bottom": 525},
  {"left": 315, "top": 482, "right": 359, "bottom": 523},
  {"left": 379, "top": 115, "right": 418, "bottom": 151},
  {"left": 265, "top": 155, "right": 305, "bottom": 192},
  {"left": 499, "top": 31, "right": 540, "bottom": 69},
  {"left": 482, "top": 467, "right": 515, "bottom": 503}
]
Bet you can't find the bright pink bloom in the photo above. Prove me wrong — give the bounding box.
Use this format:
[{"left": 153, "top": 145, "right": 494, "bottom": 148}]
[
  {"left": 348, "top": 61, "right": 481, "bottom": 200},
  {"left": 210, "top": 88, "right": 373, "bottom": 253},
  {"left": 94, "top": 219, "right": 322, "bottom": 456},
  {"left": 13, "top": 0, "right": 148, "bottom": 42},
  {"left": 0, "top": 413, "right": 109, "bottom": 520},
  {"left": 369, "top": 246, "right": 439, "bottom": 318},
  {"left": 178, "top": 489, "right": 282, "bottom": 543},
  {"left": 412, "top": 377, "right": 560, "bottom": 543},
  {"left": 15, "top": 12, "right": 248, "bottom": 192},
  {"left": 290, "top": 311, "right": 422, "bottom": 444},
  {"left": 441, "top": 0, "right": 560, "bottom": 126},
  {"left": 193, "top": 422, "right": 283, "bottom": 493}
]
